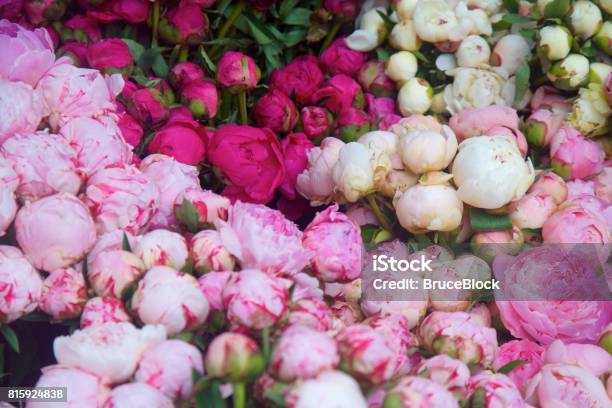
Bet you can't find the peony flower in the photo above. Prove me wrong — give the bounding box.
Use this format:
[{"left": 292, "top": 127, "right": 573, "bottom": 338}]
[
  {"left": 336, "top": 107, "right": 371, "bottom": 142},
  {"left": 103, "top": 383, "right": 173, "bottom": 408},
  {"left": 490, "top": 34, "right": 531, "bottom": 76},
  {"left": 197, "top": 271, "right": 234, "bottom": 312},
  {"left": 566, "top": 82, "right": 612, "bottom": 136},
  {"left": 278, "top": 133, "right": 314, "bottom": 201},
  {"left": 127, "top": 87, "right": 170, "bottom": 126},
  {"left": 88, "top": 0, "right": 151, "bottom": 24},
  {"left": 285, "top": 370, "right": 367, "bottom": 408},
  {"left": 529, "top": 171, "right": 568, "bottom": 205},
  {"left": 320, "top": 38, "right": 367, "bottom": 77},
  {"left": 418, "top": 311, "right": 498, "bottom": 367},
  {"left": 216, "top": 51, "right": 259, "bottom": 93},
  {"left": 217, "top": 202, "right": 311, "bottom": 278},
  {"left": 550, "top": 126, "right": 605, "bottom": 180},
  {"left": 87, "top": 38, "right": 134, "bottom": 74},
  {"left": 509, "top": 191, "right": 557, "bottom": 229},
  {"left": 538, "top": 25, "right": 572, "bottom": 61},
  {"left": 54, "top": 322, "right": 166, "bottom": 383},
  {"left": 190, "top": 230, "right": 235, "bottom": 273},
  {"left": 170, "top": 62, "right": 204, "bottom": 90},
  {"left": 398, "top": 126, "right": 457, "bottom": 174},
  {"left": 324, "top": 0, "right": 360, "bottom": 18},
  {"left": 442, "top": 67, "right": 513, "bottom": 114},
  {"left": 87, "top": 249, "right": 145, "bottom": 298},
  {"left": 358, "top": 60, "right": 395, "bottom": 97},
  {"left": 16, "top": 193, "right": 96, "bottom": 271},
  {"left": 0, "top": 245, "right": 42, "bottom": 323},
  {"left": 288, "top": 297, "right": 333, "bottom": 332},
  {"left": 270, "top": 324, "right": 339, "bottom": 382},
  {"left": 398, "top": 77, "right": 433, "bottom": 115},
  {"left": 134, "top": 340, "right": 204, "bottom": 400},
  {"left": 208, "top": 124, "right": 284, "bottom": 204},
  {"left": 567, "top": 0, "right": 603, "bottom": 39},
  {"left": 159, "top": 5, "right": 208, "bottom": 45},
  {"left": 311, "top": 74, "right": 364, "bottom": 114},
  {"left": 2, "top": 131, "right": 83, "bottom": 202},
  {"left": 383, "top": 376, "right": 460, "bottom": 407},
  {"left": 26, "top": 365, "right": 110, "bottom": 408},
  {"left": 563, "top": 194, "right": 611, "bottom": 231},
  {"left": 147, "top": 119, "right": 207, "bottom": 165},
  {"left": 0, "top": 80, "right": 46, "bottom": 144},
  {"left": 449, "top": 106, "right": 520, "bottom": 141},
  {"left": 297, "top": 137, "right": 345, "bottom": 205},
  {"left": 80, "top": 297, "right": 130, "bottom": 328},
  {"left": 253, "top": 89, "right": 297, "bottom": 133},
  {"left": 455, "top": 35, "right": 491, "bottom": 68},
  {"left": 174, "top": 188, "right": 230, "bottom": 230},
  {"left": 39, "top": 267, "right": 87, "bottom": 320},
  {"left": 116, "top": 112, "right": 143, "bottom": 147},
  {"left": 222, "top": 269, "right": 288, "bottom": 329},
  {"left": 466, "top": 371, "right": 529, "bottom": 407},
  {"left": 566, "top": 179, "right": 596, "bottom": 199},
  {"left": 395, "top": 183, "right": 463, "bottom": 233},
  {"left": 534, "top": 364, "right": 611, "bottom": 408},
  {"left": 452, "top": 136, "right": 534, "bottom": 209},
  {"left": 544, "top": 340, "right": 612, "bottom": 377},
  {"left": 205, "top": 332, "right": 265, "bottom": 382},
  {"left": 595, "top": 21, "right": 612, "bottom": 56},
  {"left": 83, "top": 164, "right": 159, "bottom": 235},
  {"left": 178, "top": 79, "right": 218, "bottom": 121},
  {"left": 300, "top": 106, "right": 333, "bottom": 140},
  {"left": 132, "top": 266, "right": 209, "bottom": 336},
  {"left": 594, "top": 167, "right": 611, "bottom": 202},
  {"left": 415, "top": 355, "right": 471, "bottom": 396},
  {"left": 525, "top": 107, "right": 568, "bottom": 147},
  {"left": 140, "top": 154, "right": 201, "bottom": 229},
  {"left": 542, "top": 206, "right": 610, "bottom": 243},
  {"left": 493, "top": 340, "right": 544, "bottom": 394},
  {"left": 0, "top": 20, "right": 56, "bottom": 86},
  {"left": 390, "top": 19, "right": 422, "bottom": 51},
  {"left": 547, "top": 54, "right": 590, "bottom": 91},
  {"left": 269, "top": 55, "right": 324, "bottom": 105}
]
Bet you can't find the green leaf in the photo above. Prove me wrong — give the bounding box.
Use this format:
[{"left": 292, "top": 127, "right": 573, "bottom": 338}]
[
  {"left": 122, "top": 38, "right": 145, "bottom": 61},
  {"left": 1, "top": 325, "right": 19, "bottom": 353},
  {"left": 376, "top": 10, "right": 394, "bottom": 29},
  {"left": 501, "top": 13, "right": 532, "bottom": 24},
  {"left": 279, "top": 0, "right": 300, "bottom": 18},
  {"left": 471, "top": 387, "right": 487, "bottom": 408},
  {"left": 199, "top": 46, "right": 217, "bottom": 74},
  {"left": 262, "top": 43, "right": 283, "bottom": 70},
  {"left": 264, "top": 390, "right": 286, "bottom": 407},
  {"left": 518, "top": 28, "right": 537, "bottom": 41},
  {"left": 470, "top": 208, "right": 513, "bottom": 231},
  {"left": 121, "top": 284, "right": 136, "bottom": 303},
  {"left": 582, "top": 46, "right": 597, "bottom": 57},
  {"left": 498, "top": 360, "right": 528, "bottom": 374},
  {"left": 151, "top": 53, "right": 169, "bottom": 77},
  {"left": 412, "top": 51, "right": 431, "bottom": 65},
  {"left": 513, "top": 62, "right": 530, "bottom": 106},
  {"left": 361, "top": 224, "right": 380, "bottom": 243},
  {"left": 194, "top": 379, "right": 225, "bottom": 408},
  {"left": 175, "top": 199, "right": 201, "bottom": 233},
  {"left": 180, "top": 259, "right": 194, "bottom": 274},
  {"left": 502, "top": 0, "right": 519, "bottom": 13},
  {"left": 122, "top": 232, "right": 132, "bottom": 252},
  {"left": 283, "top": 29, "right": 307, "bottom": 47},
  {"left": 542, "top": 0, "right": 570, "bottom": 18},
  {"left": 283, "top": 7, "right": 311, "bottom": 26}
]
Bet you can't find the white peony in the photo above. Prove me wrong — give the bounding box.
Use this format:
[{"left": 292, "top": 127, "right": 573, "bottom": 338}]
[
  {"left": 395, "top": 183, "right": 464, "bottom": 233},
  {"left": 398, "top": 78, "right": 433, "bottom": 115},
  {"left": 566, "top": 83, "right": 612, "bottom": 137},
  {"left": 398, "top": 126, "right": 458, "bottom": 174},
  {"left": 386, "top": 51, "right": 418, "bottom": 82},
  {"left": 567, "top": 0, "right": 603, "bottom": 39},
  {"left": 442, "top": 67, "right": 513, "bottom": 114},
  {"left": 456, "top": 35, "right": 491, "bottom": 68},
  {"left": 538, "top": 26, "right": 572, "bottom": 61}
]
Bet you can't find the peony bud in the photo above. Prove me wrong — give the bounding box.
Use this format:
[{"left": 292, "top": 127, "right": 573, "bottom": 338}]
[
  {"left": 493, "top": 340, "right": 544, "bottom": 395},
  {"left": 398, "top": 126, "right": 458, "bottom": 174},
  {"left": 320, "top": 38, "right": 367, "bottom": 77},
  {"left": 269, "top": 55, "right": 324, "bottom": 105},
  {"left": 204, "top": 332, "right": 264, "bottom": 382},
  {"left": 566, "top": 82, "right": 612, "bottom": 137},
  {"left": 175, "top": 188, "right": 230, "bottom": 229},
  {"left": 87, "top": 39, "right": 133, "bottom": 74},
  {"left": 359, "top": 60, "right": 395, "bottom": 97},
  {"left": 103, "top": 383, "right": 172, "bottom": 408},
  {"left": 490, "top": 34, "right": 531, "bottom": 76},
  {"left": 529, "top": 171, "right": 568, "bottom": 205},
  {"left": 216, "top": 51, "right": 259, "bottom": 93},
  {"left": 588, "top": 62, "right": 612, "bottom": 84},
  {"left": 395, "top": 183, "right": 463, "bottom": 233},
  {"left": 0, "top": 246, "right": 42, "bottom": 323},
  {"left": 397, "top": 77, "right": 433, "bottom": 115},
  {"left": 383, "top": 376, "right": 459, "bottom": 407},
  {"left": 88, "top": 249, "right": 145, "bottom": 299},
  {"left": 170, "top": 62, "right": 204, "bottom": 89},
  {"left": 415, "top": 355, "right": 470, "bottom": 397},
  {"left": 80, "top": 297, "right": 130, "bottom": 328},
  {"left": 389, "top": 20, "right": 421, "bottom": 51},
  {"left": 40, "top": 267, "right": 87, "bottom": 321},
  {"left": 301, "top": 106, "right": 334, "bottom": 140},
  {"left": 133, "top": 229, "right": 189, "bottom": 270},
  {"left": 0, "top": 80, "right": 47, "bottom": 144},
  {"left": 127, "top": 88, "right": 170, "bottom": 126},
  {"left": 594, "top": 21, "right": 611, "bottom": 56},
  {"left": 525, "top": 108, "right": 567, "bottom": 147},
  {"left": 535, "top": 364, "right": 611, "bottom": 408},
  {"left": 509, "top": 191, "right": 557, "bottom": 229},
  {"left": 180, "top": 79, "right": 218, "bottom": 120},
  {"left": 466, "top": 371, "right": 527, "bottom": 407},
  {"left": 550, "top": 126, "right": 604, "bottom": 180},
  {"left": 297, "top": 137, "right": 345, "bottom": 205},
  {"left": 190, "top": 230, "right": 235, "bottom": 273},
  {"left": 547, "top": 54, "right": 590, "bottom": 90},
  {"left": 159, "top": 5, "right": 208, "bottom": 45},
  {"left": 542, "top": 206, "right": 610, "bottom": 243},
  {"left": 253, "top": 89, "right": 297, "bottom": 133},
  {"left": 567, "top": 0, "right": 603, "bottom": 39},
  {"left": 148, "top": 119, "right": 207, "bottom": 165},
  {"left": 385, "top": 51, "right": 418, "bottom": 82},
  {"left": 132, "top": 266, "right": 209, "bottom": 335},
  {"left": 337, "top": 108, "right": 371, "bottom": 142},
  {"left": 538, "top": 25, "right": 572, "bottom": 61},
  {"left": 456, "top": 35, "right": 490, "bottom": 68},
  {"left": 288, "top": 297, "right": 333, "bottom": 332},
  {"left": 599, "top": 323, "right": 612, "bottom": 354},
  {"left": 543, "top": 340, "right": 612, "bottom": 377},
  {"left": 285, "top": 371, "right": 367, "bottom": 408},
  {"left": 117, "top": 112, "right": 143, "bottom": 147}
]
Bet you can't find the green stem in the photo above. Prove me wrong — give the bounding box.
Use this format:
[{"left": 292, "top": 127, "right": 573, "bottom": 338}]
[
  {"left": 232, "top": 382, "right": 246, "bottom": 408},
  {"left": 210, "top": 1, "right": 247, "bottom": 58},
  {"left": 262, "top": 326, "right": 270, "bottom": 364},
  {"left": 319, "top": 20, "right": 342, "bottom": 55},
  {"left": 238, "top": 91, "right": 248, "bottom": 125},
  {"left": 178, "top": 46, "right": 189, "bottom": 62},
  {"left": 366, "top": 194, "right": 393, "bottom": 231},
  {"left": 151, "top": 1, "right": 160, "bottom": 47}
]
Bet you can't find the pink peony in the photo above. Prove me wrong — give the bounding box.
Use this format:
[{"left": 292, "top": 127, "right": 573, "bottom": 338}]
[
  {"left": 302, "top": 204, "right": 362, "bottom": 282},
  {"left": 509, "top": 191, "right": 557, "bottom": 229},
  {"left": 0, "top": 159, "right": 18, "bottom": 236},
  {"left": 550, "top": 126, "right": 605, "bottom": 180},
  {"left": 279, "top": 133, "right": 314, "bottom": 200},
  {"left": 197, "top": 270, "right": 234, "bottom": 312},
  {"left": 205, "top": 332, "right": 264, "bottom": 381},
  {"left": 39, "top": 267, "right": 87, "bottom": 320},
  {"left": 542, "top": 206, "right": 610, "bottom": 243},
  {"left": 288, "top": 297, "right": 333, "bottom": 332},
  {"left": 217, "top": 201, "right": 311, "bottom": 278},
  {"left": 127, "top": 87, "right": 170, "bottom": 126},
  {"left": 87, "top": 38, "right": 134, "bottom": 74},
  {"left": 336, "top": 107, "right": 371, "bottom": 142},
  {"left": 320, "top": 38, "right": 367, "bottom": 77},
  {"left": 0, "top": 79, "right": 47, "bottom": 144},
  {"left": 174, "top": 188, "right": 230, "bottom": 227},
  {"left": 466, "top": 371, "right": 529, "bottom": 407},
  {"left": 59, "top": 40, "right": 88, "bottom": 66},
  {"left": 270, "top": 324, "right": 339, "bottom": 382},
  {"left": 367, "top": 313, "right": 419, "bottom": 375},
  {"left": 103, "top": 383, "right": 173, "bottom": 408},
  {"left": 64, "top": 15, "right": 102, "bottom": 43},
  {"left": 493, "top": 340, "right": 544, "bottom": 394},
  {"left": 134, "top": 340, "right": 204, "bottom": 400},
  {"left": 222, "top": 268, "right": 288, "bottom": 329},
  {"left": 269, "top": 55, "right": 324, "bottom": 105},
  {"left": 525, "top": 108, "right": 567, "bottom": 147},
  {"left": 0, "top": 245, "right": 42, "bottom": 323},
  {"left": 2, "top": 131, "right": 83, "bottom": 202},
  {"left": 116, "top": 112, "right": 143, "bottom": 147},
  {"left": 15, "top": 193, "right": 96, "bottom": 271},
  {"left": 383, "top": 376, "right": 460, "bottom": 408},
  {"left": 311, "top": 74, "right": 364, "bottom": 114},
  {"left": 566, "top": 179, "right": 596, "bottom": 199},
  {"left": 88, "top": 0, "right": 151, "bottom": 24},
  {"left": 180, "top": 79, "right": 218, "bottom": 120},
  {"left": 147, "top": 119, "right": 207, "bottom": 165},
  {"left": 0, "top": 20, "right": 56, "bottom": 86},
  {"left": 300, "top": 106, "right": 333, "bottom": 140},
  {"left": 530, "top": 85, "right": 571, "bottom": 111},
  {"left": 133, "top": 229, "right": 188, "bottom": 270},
  {"left": 534, "top": 364, "right": 611, "bottom": 408},
  {"left": 415, "top": 355, "right": 471, "bottom": 396},
  {"left": 80, "top": 297, "right": 131, "bottom": 328},
  {"left": 285, "top": 371, "right": 367, "bottom": 408},
  {"left": 170, "top": 62, "right": 204, "bottom": 90},
  {"left": 253, "top": 89, "right": 298, "bottom": 133},
  {"left": 594, "top": 167, "right": 611, "bottom": 202},
  {"left": 564, "top": 194, "right": 612, "bottom": 230},
  {"left": 528, "top": 172, "right": 568, "bottom": 205},
  {"left": 216, "top": 51, "right": 259, "bottom": 92},
  {"left": 358, "top": 61, "right": 395, "bottom": 97},
  {"left": 132, "top": 266, "right": 209, "bottom": 336},
  {"left": 449, "top": 106, "right": 520, "bottom": 141},
  {"left": 83, "top": 163, "right": 159, "bottom": 234},
  {"left": 190, "top": 230, "right": 235, "bottom": 273},
  {"left": 87, "top": 249, "right": 145, "bottom": 298},
  {"left": 159, "top": 5, "right": 208, "bottom": 45},
  {"left": 26, "top": 365, "right": 110, "bottom": 408},
  {"left": 543, "top": 340, "right": 612, "bottom": 377},
  {"left": 54, "top": 322, "right": 166, "bottom": 383},
  {"left": 296, "top": 137, "right": 345, "bottom": 205}
]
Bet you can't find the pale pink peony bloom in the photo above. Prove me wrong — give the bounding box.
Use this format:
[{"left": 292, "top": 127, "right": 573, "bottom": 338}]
[
  {"left": 1, "top": 131, "right": 83, "bottom": 202},
  {"left": 222, "top": 269, "right": 289, "bottom": 329},
  {"left": 493, "top": 340, "right": 544, "bottom": 395},
  {"left": 384, "top": 376, "right": 460, "bottom": 407},
  {"left": 103, "top": 383, "right": 173, "bottom": 408},
  {"left": 0, "top": 20, "right": 56, "bottom": 86},
  {"left": 26, "top": 365, "right": 110, "bottom": 408},
  {"left": 190, "top": 230, "right": 235, "bottom": 273},
  {"left": 543, "top": 340, "right": 612, "bottom": 377},
  {"left": 416, "top": 355, "right": 471, "bottom": 396},
  {"left": 550, "top": 126, "right": 605, "bottom": 180},
  {"left": 296, "top": 137, "right": 345, "bottom": 206},
  {"left": 0, "top": 159, "right": 19, "bottom": 193},
  {"left": 59, "top": 116, "right": 133, "bottom": 178},
  {"left": 509, "top": 191, "right": 557, "bottom": 229},
  {"left": 542, "top": 206, "right": 610, "bottom": 243},
  {"left": 139, "top": 154, "right": 201, "bottom": 229},
  {"left": 87, "top": 230, "right": 136, "bottom": 263},
  {"left": 53, "top": 322, "right": 166, "bottom": 383},
  {"left": 288, "top": 297, "right": 333, "bottom": 332},
  {"left": 0, "top": 159, "right": 18, "bottom": 236},
  {"left": 270, "top": 324, "right": 339, "bottom": 382},
  {"left": 134, "top": 340, "right": 204, "bottom": 400},
  {"left": 302, "top": 204, "right": 362, "bottom": 282},
  {"left": 564, "top": 194, "right": 612, "bottom": 230},
  {"left": 0, "top": 245, "right": 42, "bottom": 323},
  {"left": 467, "top": 371, "right": 529, "bottom": 407},
  {"left": 528, "top": 171, "right": 568, "bottom": 205},
  {"left": 82, "top": 163, "right": 159, "bottom": 235},
  {"left": 418, "top": 311, "right": 498, "bottom": 367},
  {"left": 525, "top": 108, "right": 567, "bottom": 147},
  {"left": 15, "top": 193, "right": 96, "bottom": 271},
  {"left": 361, "top": 300, "right": 428, "bottom": 330},
  {"left": 366, "top": 313, "right": 420, "bottom": 376},
  {"left": 87, "top": 249, "right": 145, "bottom": 298},
  {"left": 80, "top": 297, "right": 131, "bottom": 328},
  {"left": 594, "top": 167, "right": 611, "bottom": 202},
  {"left": 36, "top": 60, "right": 124, "bottom": 130},
  {"left": 39, "top": 267, "right": 87, "bottom": 320},
  {"left": 133, "top": 229, "right": 189, "bottom": 270},
  {"left": 0, "top": 79, "right": 47, "bottom": 144},
  {"left": 133, "top": 266, "right": 209, "bottom": 336},
  {"left": 174, "top": 187, "right": 230, "bottom": 226},
  {"left": 197, "top": 271, "right": 234, "bottom": 312},
  {"left": 566, "top": 179, "right": 596, "bottom": 199},
  {"left": 217, "top": 202, "right": 311, "bottom": 278},
  {"left": 285, "top": 371, "right": 367, "bottom": 408},
  {"left": 290, "top": 272, "right": 324, "bottom": 302},
  {"left": 533, "top": 364, "right": 611, "bottom": 408},
  {"left": 449, "top": 106, "right": 520, "bottom": 141},
  {"left": 205, "top": 332, "right": 264, "bottom": 382},
  {"left": 345, "top": 204, "right": 379, "bottom": 226}
]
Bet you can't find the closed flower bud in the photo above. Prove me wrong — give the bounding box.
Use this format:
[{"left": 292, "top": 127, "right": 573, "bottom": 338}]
[
  {"left": 393, "top": 0, "right": 418, "bottom": 19},
  {"left": 490, "top": 34, "right": 531, "bottom": 76},
  {"left": 148, "top": 119, "right": 207, "bottom": 165},
  {"left": 466, "top": 371, "right": 527, "bottom": 407},
  {"left": 205, "top": 332, "right": 265, "bottom": 382},
  {"left": 593, "top": 21, "right": 612, "bottom": 56},
  {"left": 159, "top": 5, "right": 208, "bottom": 45},
  {"left": 509, "top": 191, "right": 556, "bottom": 229},
  {"left": 525, "top": 108, "right": 567, "bottom": 147},
  {"left": 538, "top": 25, "right": 572, "bottom": 61},
  {"left": 320, "top": 38, "right": 367, "bottom": 77},
  {"left": 456, "top": 35, "right": 490, "bottom": 68},
  {"left": 297, "top": 137, "right": 345, "bottom": 205},
  {"left": 337, "top": 108, "right": 371, "bottom": 142},
  {"left": 253, "top": 89, "right": 297, "bottom": 133},
  {"left": 80, "top": 297, "right": 130, "bottom": 328},
  {"left": 415, "top": 355, "right": 470, "bottom": 397},
  {"left": 535, "top": 364, "right": 611, "bottom": 408},
  {"left": 198, "top": 271, "right": 234, "bottom": 312},
  {"left": 128, "top": 88, "right": 170, "bottom": 126},
  {"left": 589, "top": 62, "right": 612, "bottom": 84},
  {"left": 301, "top": 106, "right": 334, "bottom": 140},
  {"left": 566, "top": 82, "right": 612, "bottom": 136},
  {"left": 550, "top": 126, "right": 604, "bottom": 180},
  {"left": 190, "top": 230, "right": 235, "bottom": 273},
  {"left": 288, "top": 297, "right": 333, "bottom": 331},
  {"left": 87, "top": 249, "right": 145, "bottom": 299},
  {"left": 528, "top": 171, "right": 568, "bottom": 204},
  {"left": 398, "top": 126, "right": 458, "bottom": 174},
  {"left": 385, "top": 51, "right": 418, "bottom": 82},
  {"left": 180, "top": 79, "right": 218, "bottom": 120},
  {"left": 383, "top": 376, "right": 459, "bottom": 408},
  {"left": 133, "top": 229, "right": 189, "bottom": 270},
  {"left": 285, "top": 371, "right": 367, "bottom": 408},
  {"left": 216, "top": 51, "right": 259, "bottom": 93},
  {"left": 30, "top": 366, "right": 110, "bottom": 407},
  {"left": 269, "top": 55, "right": 324, "bottom": 104},
  {"left": 170, "top": 62, "right": 204, "bottom": 90},
  {"left": 567, "top": 0, "right": 602, "bottom": 39},
  {"left": 175, "top": 188, "right": 230, "bottom": 228},
  {"left": 389, "top": 20, "right": 421, "bottom": 51},
  {"left": 358, "top": 60, "right": 395, "bottom": 97},
  {"left": 103, "top": 383, "right": 172, "bottom": 408},
  {"left": 547, "top": 54, "right": 590, "bottom": 90},
  {"left": 87, "top": 39, "right": 133, "bottom": 74},
  {"left": 0, "top": 246, "right": 42, "bottom": 323},
  {"left": 311, "top": 74, "right": 364, "bottom": 113},
  {"left": 398, "top": 77, "right": 433, "bottom": 115}
]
